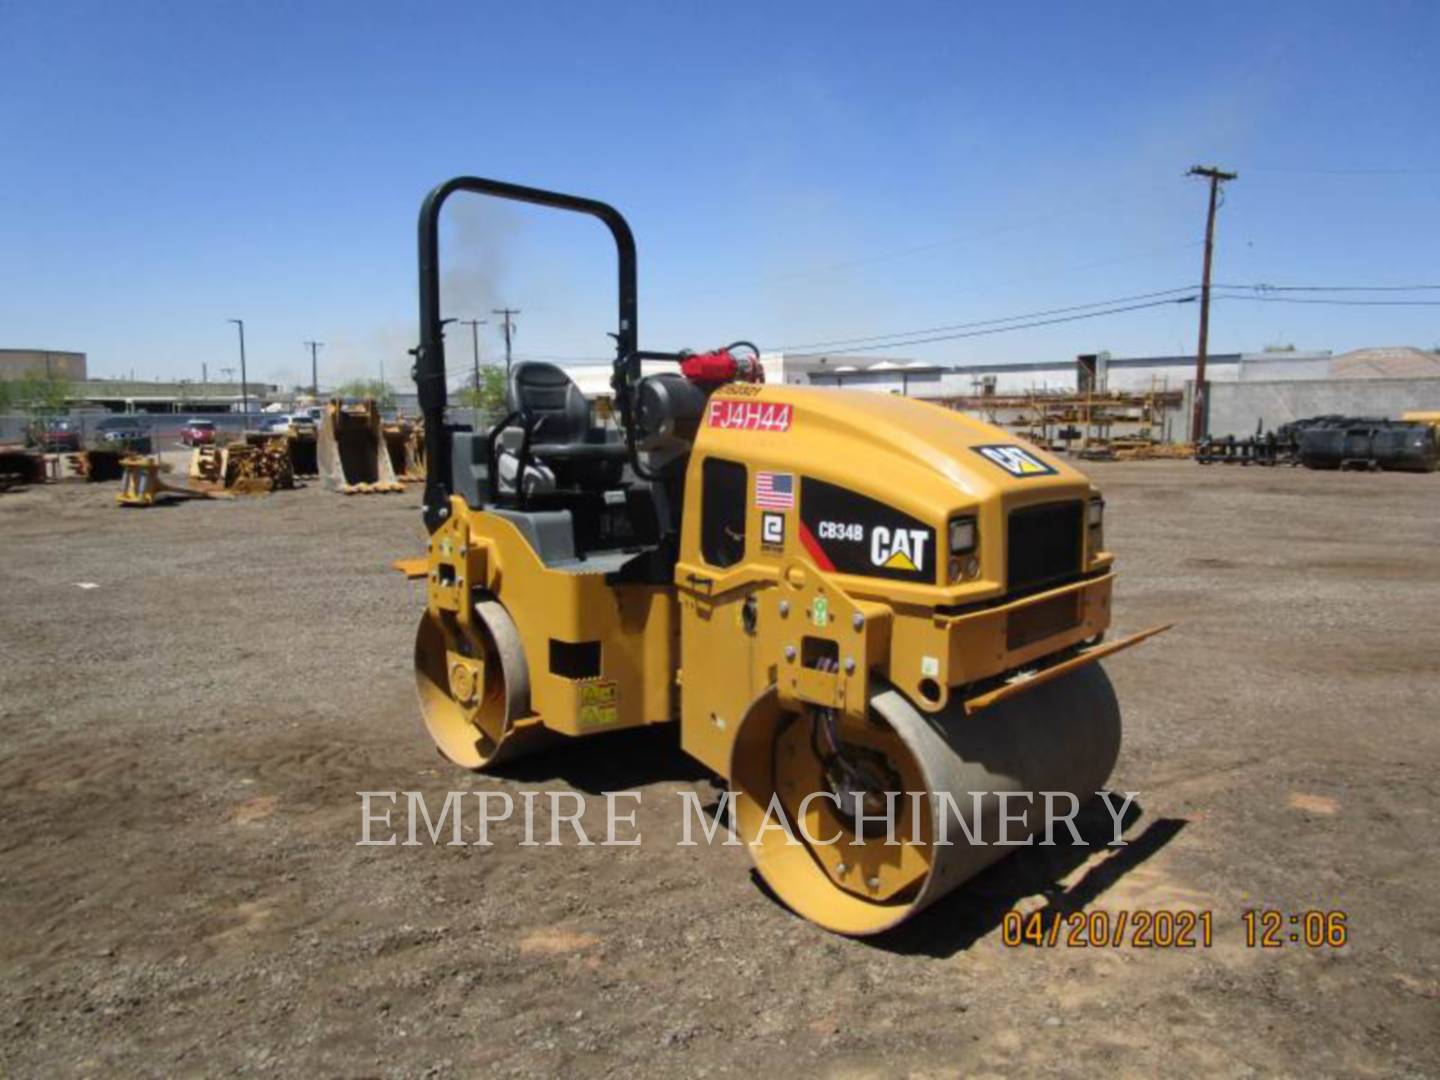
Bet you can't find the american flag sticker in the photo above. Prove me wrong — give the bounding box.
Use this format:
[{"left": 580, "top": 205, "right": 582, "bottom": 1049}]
[{"left": 755, "top": 471, "right": 795, "bottom": 510}]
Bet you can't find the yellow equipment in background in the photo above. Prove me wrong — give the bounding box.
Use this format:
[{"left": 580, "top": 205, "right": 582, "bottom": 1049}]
[
  {"left": 318, "top": 399, "right": 404, "bottom": 493},
  {"left": 117, "top": 456, "right": 223, "bottom": 506},
  {"left": 383, "top": 418, "right": 425, "bottom": 482},
  {"left": 401, "top": 178, "right": 1167, "bottom": 935},
  {"left": 1402, "top": 410, "right": 1440, "bottom": 436},
  {"left": 248, "top": 419, "right": 319, "bottom": 478},
  {"left": 189, "top": 438, "right": 295, "bottom": 494}
]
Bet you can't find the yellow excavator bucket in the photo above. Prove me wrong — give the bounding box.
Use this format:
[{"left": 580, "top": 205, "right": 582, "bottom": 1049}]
[
  {"left": 382, "top": 418, "right": 425, "bottom": 482},
  {"left": 317, "top": 399, "right": 403, "bottom": 494}
]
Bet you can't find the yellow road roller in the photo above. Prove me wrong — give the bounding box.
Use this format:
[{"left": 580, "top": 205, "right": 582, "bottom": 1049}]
[{"left": 403, "top": 177, "right": 1167, "bottom": 935}]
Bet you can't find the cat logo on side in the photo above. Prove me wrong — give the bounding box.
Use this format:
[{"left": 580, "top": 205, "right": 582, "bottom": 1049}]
[{"left": 972, "top": 444, "right": 1057, "bottom": 478}]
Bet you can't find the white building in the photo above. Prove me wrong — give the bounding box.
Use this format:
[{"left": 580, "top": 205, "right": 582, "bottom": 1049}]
[
  {"left": 796, "top": 350, "right": 1338, "bottom": 397},
  {"left": 558, "top": 346, "right": 1436, "bottom": 403}
]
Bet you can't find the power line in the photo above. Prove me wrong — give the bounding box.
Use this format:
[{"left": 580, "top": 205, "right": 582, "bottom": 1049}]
[
  {"left": 1244, "top": 167, "right": 1440, "bottom": 176},
  {"left": 775, "top": 287, "right": 1200, "bottom": 352},
  {"left": 1217, "top": 294, "right": 1440, "bottom": 307},
  {"left": 1215, "top": 282, "right": 1440, "bottom": 293},
  {"left": 763, "top": 274, "right": 1437, "bottom": 357},
  {"left": 785, "top": 296, "right": 1196, "bottom": 355}
]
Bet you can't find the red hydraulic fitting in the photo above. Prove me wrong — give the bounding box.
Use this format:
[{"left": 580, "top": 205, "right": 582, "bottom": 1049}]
[{"left": 680, "top": 347, "right": 764, "bottom": 385}]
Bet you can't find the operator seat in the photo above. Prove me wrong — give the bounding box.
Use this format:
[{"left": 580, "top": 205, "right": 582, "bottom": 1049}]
[{"left": 497, "top": 362, "right": 627, "bottom": 496}]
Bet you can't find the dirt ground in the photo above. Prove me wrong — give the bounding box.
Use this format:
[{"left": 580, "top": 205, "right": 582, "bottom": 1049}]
[{"left": 2, "top": 460, "right": 1438, "bottom": 1077}]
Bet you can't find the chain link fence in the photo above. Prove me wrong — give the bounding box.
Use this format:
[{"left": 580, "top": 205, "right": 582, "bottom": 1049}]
[
  {"left": 3, "top": 407, "right": 515, "bottom": 450},
  {"left": 0, "top": 412, "right": 264, "bottom": 448}
]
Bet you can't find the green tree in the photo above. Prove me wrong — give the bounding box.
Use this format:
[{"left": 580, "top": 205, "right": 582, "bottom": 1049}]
[
  {"left": 334, "top": 378, "right": 396, "bottom": 411},
  {"left": 9, "top": 373, "right": 72, "bottom": 415},
  {"left": 453, "top": 366, "right": 507, "bottom": 416}
]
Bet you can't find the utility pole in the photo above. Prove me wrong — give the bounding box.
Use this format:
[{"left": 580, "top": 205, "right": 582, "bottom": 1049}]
[
  {"left": 492, "top": 307, "right": 520, "bottom": 376},
  {"left": 304, "top": 340, "right": 323, "bottom": 399},
  {"left": 227, "top": 318, "right": 249, "bottom": 421},
  {"left": 1187, "top": 165, "right": 1237, "bottom": 442},
  {"left": 456, "top": 318, "right": 488, "bottom": 425}
]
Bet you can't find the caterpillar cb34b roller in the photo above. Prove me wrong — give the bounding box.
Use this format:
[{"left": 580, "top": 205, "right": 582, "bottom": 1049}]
[{"left": 404, "top": 177, "right": 1169, "bottom": 936}]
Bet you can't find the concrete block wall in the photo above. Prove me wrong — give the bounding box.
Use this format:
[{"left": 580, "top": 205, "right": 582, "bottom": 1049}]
[{"left": 1205, "top": 378, "right": 1440, "bottom": 437}]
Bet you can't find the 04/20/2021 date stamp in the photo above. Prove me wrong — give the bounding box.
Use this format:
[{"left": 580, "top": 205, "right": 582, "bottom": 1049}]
[{"left": 1002, "top": 909, "right": 1349, "bottom": 949}]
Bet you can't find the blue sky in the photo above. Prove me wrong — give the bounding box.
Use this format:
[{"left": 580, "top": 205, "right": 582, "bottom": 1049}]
[{"left": 1, "top": 0, "right": 1436, "bottom": 390}]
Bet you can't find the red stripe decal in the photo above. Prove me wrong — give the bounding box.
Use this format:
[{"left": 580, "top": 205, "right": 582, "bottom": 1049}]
[{"left": 797, "top": 521, "right": 836, "bottom": 571}]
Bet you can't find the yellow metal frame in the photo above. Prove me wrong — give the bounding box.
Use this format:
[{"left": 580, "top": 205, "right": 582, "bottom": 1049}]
[{"left": 423, "top": 501, "right": 675, "bottom": 739}]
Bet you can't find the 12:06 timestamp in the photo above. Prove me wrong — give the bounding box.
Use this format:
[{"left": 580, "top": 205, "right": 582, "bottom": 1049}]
[
  {"left": 1000, "top": 909, "right": 1350, "bottom": 948},
  {"left": 1243, "top": 909, "right": 1348, "bottom": 948}
]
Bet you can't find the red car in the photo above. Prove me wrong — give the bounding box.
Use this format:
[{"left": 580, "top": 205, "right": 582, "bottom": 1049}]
[
  {"left": 31, "top": 418, "right": 82, "bottom": 452},
  {"left": 179, "top": 419, "right": 217, "bottom": 446}
]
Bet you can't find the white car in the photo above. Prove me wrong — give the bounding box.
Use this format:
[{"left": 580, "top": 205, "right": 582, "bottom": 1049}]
[{"left": 264, "top": 413, "right": 318, "bottom": 434}]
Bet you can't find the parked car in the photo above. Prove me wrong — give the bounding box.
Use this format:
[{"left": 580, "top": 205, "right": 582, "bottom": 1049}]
[
  {"left": 95, "top": 415, "right": 154, "bottom": 454},
  {"left": 263, "top": 413, "right": 317, "bottom": 435},
  {"left": 29, "top": 418, "right": 82, "bottom": 452},
  {"left": 179, "top": 418, "right": 217, "bottom": 446}
]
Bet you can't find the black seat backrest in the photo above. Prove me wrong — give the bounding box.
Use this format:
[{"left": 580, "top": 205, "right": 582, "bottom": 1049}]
[{"left": 507, "top": 362, "right": 591, "bottom": 446}]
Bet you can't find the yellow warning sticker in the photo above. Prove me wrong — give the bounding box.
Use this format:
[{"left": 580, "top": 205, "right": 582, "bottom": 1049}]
[{"left": 578, "top": 681, "right": 619, "bottom": 728}]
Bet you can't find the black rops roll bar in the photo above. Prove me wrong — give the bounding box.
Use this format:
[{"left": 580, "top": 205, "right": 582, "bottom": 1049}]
[{"left": 414, "top": 177, "right": 639, "bottom": 533}]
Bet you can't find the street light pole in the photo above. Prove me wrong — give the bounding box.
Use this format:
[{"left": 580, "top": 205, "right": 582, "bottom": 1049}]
[
  {"left": 227, "top": 319, "right": 248, "bottom": 421},
  {"left": 304, "top": 340, "right": 323, "bottom": 400}
]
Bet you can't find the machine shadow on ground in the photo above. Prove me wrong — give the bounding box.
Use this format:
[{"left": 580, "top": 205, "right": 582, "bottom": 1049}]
[
  {"left": 871, "top": 804, "right": 1187, "bottom": 957},
  {"left": 493, "top": 724, "right": 713, "bottom": 792},
  {"left": 738, "top": 799, "right": 1185, "bottom": 955},
  {"left": 498, "top": 729, "right": 1186, "bottom": 956}
]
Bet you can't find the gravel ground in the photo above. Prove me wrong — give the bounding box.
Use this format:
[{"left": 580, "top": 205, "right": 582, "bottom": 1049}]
[{"left": 1, "top": 460, "right": 1438, "bottom": 1077}]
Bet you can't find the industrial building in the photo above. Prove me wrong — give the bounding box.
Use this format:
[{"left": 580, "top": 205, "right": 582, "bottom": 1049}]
[
  {"left": 63, "top": 378, "right": 283, "bottom": 414},
  {"left": 789, "top": 349, "right": 1340, "bottom": 396},
  {"left": 1, "top": 347, "right": 287, "bottom": 413},
  {"left": 757, "top": 346, "right": 1440, "bottom": 438}
]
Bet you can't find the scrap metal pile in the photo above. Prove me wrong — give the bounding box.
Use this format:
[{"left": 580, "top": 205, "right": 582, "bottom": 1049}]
[
  {"left": 0, "top": 446, "right": 130, "bottom": 491},
  {"left": 1194, "top": 428, "right": 1299, "bottom": 466},
  {"left": 0, "top": 447, "right": 46, "bottom": 491},
  {"left": 250, "top": 420, "right": 319, "bottom": 478},
  {"left": 1197, "top": 416, "right": 1439, "bottom": 472},
  {"left": 190, "top": 437, "right": 297, "bottom": 493}
]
